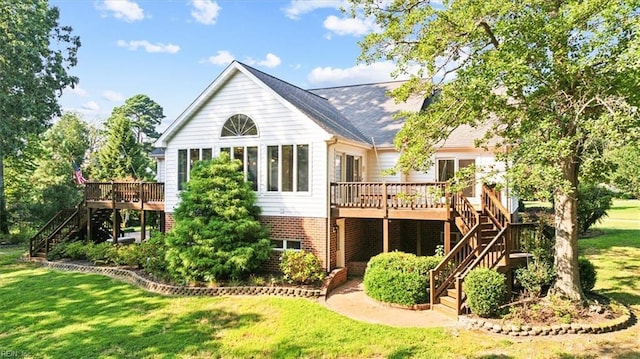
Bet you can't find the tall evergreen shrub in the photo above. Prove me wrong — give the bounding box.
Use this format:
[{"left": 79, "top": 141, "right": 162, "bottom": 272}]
[{"left": 164, "top": 153, "right": 271, "bottom": 283}]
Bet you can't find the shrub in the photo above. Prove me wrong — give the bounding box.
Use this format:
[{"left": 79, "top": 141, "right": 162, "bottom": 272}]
[
  {"left": 280, "top": 250, "right": 325, "bottom": 285},
  {"left": 113, "top": 244, "right": 144, "bottom": 267},
  {"left": 164, "top": 153, "right": 271, "bottom": 283},
  {"left": 64, "top": 241, "right": 88, "bottom": 260},
  {"left": 578, "top": 257, "right": 597, "bottom": 292},
  {"left": 363, "top": 251, "right": 442, "bottom": 306},
  {"left": 45, "top": 242, "right": 68, "bottom": 261},
  {"left": 85, "top": 242, "right": 118, "bottom": 265},
  {"left": 515, "top": 261, "right": 555, "bottom": 297},
  {"left": 464, "top": 268, "right": 507, "bottom": 318},
  {"left": 139, "top": 235, "right": 171, "bottom": 281},
  {"left": 577, "top": 183, "right": 613, "bottom": 234}
]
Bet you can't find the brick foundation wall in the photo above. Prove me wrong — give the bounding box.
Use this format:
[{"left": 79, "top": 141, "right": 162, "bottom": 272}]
[
  {"left": 259, "top": 216, "right": 328, "bottom": 271},
  {"left": 164, "top": 212, "right": 175, "bottom": 232}
]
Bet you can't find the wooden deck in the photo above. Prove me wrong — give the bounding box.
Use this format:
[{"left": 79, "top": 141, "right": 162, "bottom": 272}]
[
  {"left": 330, "top": 182, "right": 452, "bottom": 220},
  {"left": 85, "top": 182, "right": 165, "bottom": 211}
]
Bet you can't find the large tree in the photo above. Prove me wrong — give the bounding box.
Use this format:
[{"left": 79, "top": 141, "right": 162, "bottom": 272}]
[
  {"left": 30, "top": 113, "right": 90, "bottom": 222},
  {"left": 0, "top": 0, "right": 80, "bottom": 234},
  {"left": 114, "top": 94, "right": 165, "bottom": 146},
  {"left": 92, "top": 112, "right": 147, "bottom": 181},
  {"left": 349, "top": 0, "right": 640, "bottom": 301}
]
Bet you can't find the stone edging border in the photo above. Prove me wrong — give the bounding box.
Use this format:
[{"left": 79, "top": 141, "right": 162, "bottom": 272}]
[
  {"left": 459, "top": 303, "right": 634, "bottom": 336},
  {"left": 36, "top": 260, "right": 323, "bottom": 298}
]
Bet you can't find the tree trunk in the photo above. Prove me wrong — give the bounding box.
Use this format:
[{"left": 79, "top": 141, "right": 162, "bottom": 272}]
[
  {"left": 0, "top": 150, "right": 9, "bottom": 234},
  {"left": 550, "top": 157, "right": 585, "bottom": 302}
]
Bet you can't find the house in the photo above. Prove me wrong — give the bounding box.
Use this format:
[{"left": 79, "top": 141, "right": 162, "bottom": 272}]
[
  {"left": 154, "top": 60, "right": 521, "bottom": 279},
  {"left": 28, "top": 60, "right": 527, "bottom": 316}
]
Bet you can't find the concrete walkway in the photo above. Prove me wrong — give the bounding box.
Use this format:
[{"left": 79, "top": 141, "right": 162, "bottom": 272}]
[{"left": 323, "top": 278, "right": 460, "bottom": 328}]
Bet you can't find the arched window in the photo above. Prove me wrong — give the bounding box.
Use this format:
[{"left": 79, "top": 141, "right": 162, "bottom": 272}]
[{"left": 221, "top": 114, "right": 257, "bottom": 137}]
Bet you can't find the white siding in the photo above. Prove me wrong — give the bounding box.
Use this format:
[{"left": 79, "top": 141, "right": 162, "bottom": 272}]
[
  {"left": 366, "top": 149, "right": 402, "bottom": 182},
  {"left": 156, "top": 158, "right": 165, "bottom": 183},
  {"left": 164, "top": 71, "right": 332, "bottom": 217}
]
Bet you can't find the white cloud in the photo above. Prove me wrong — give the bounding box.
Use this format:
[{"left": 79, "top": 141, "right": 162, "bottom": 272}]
[
  {"left": 102, "top": 90, "right": 125, "bottom": 102},
  {"left": 65, "top": 85, "right": 88, "bottom": 97},
  {"left": 190, "top": 0, "right": 221, "bottom": 25},
  {"left": 245, "top": 53, "right": 282, "bottom": 68},
  {"left": 81, "top": 101, "right": 100, "bottom": 112},
  {"left": 307, "top": 61, "right": 408, "bottom": 86},
  {"left": 284, "top": 0, "right": 344, "bottom": 19},
  {"left": 203, "top": 50, "right": 235, "bottom": 65},
  {"left": 117, "top": 40, "right": 180, "bottom": 54},
  {"left": 323, "top": 15, "right": 378, "bottom": 36},
  {"left": 100, "top": 0, "right": 145, "bottom": 22}
]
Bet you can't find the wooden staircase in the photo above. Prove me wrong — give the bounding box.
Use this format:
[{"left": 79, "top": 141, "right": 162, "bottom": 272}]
[
  {"left": 29, "top": 203, "right": 112, "bottom": 258},
  {"left": 430, "top": 184, "right": 532, "bottom": 317}
]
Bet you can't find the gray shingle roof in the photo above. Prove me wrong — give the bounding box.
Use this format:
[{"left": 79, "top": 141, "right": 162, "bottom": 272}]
[
  {"left": 240, "top": 62, "right": 371, "bottom": 144},
  {"left": 309, "top": 81, "right": 426, "bottom": 147}
]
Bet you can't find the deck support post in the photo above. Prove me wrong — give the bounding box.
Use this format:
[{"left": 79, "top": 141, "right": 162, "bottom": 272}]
[
  {"left": 140, "top": 210, "right": 146, "bottom": 242},
  {"left": 444, "top": 220, "right": 451, "bottom": 254},
  {"left": 416, "top": 222, "right": 422, "bottom": 256},
  {"left": 383, "top": 218, "right": 389, "bottom": 253},
  {"left": 112, "top": 209, "right": 121, "bottom": 242},
  {"left": 87, "top": 208, "right": 92, "bottom": 242}
]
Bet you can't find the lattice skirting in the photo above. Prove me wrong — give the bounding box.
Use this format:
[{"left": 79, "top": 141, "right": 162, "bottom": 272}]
[{"left": 36, "top": 260, "right": 322, "bottom": 298}]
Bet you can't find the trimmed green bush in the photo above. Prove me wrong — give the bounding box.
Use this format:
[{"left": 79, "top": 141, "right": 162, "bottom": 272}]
[
  {"left": 64, "top": 241, "right": 88, "bottom": 260},
  {"left": 280, "top": 250, "right": 325, "bottom": 285},
  {"left": 578, "top": 257, "right": 597, "bottom": 292},
  {"left": 363, "top": 251, "right": 442, "bottom": 306},
  {"left": 464, "top": 268, "right": 507, "bottom": 318},
  {"left": 85, "top": 242, "right": 117, "bottom": 265}
]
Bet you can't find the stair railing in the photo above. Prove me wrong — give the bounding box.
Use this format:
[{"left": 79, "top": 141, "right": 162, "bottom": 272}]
[
  {"left": 452, "top": 194, "right": 478, "bottom": 234},
  {"left": 481, "top": 184, "right": 511, "bottom": 230},
  {"left": 29, "top": 201, "right": 86, "bottom": 256},
  {"left": 429, "top": 223, "right": 480, "bottom": 307}
]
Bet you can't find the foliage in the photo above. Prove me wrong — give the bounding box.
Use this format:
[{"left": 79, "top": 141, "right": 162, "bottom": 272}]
[
  {"left": 515, "top": 261, "right": 556, "bottom": 298},
  {"left": 84, "top": 242, "right": 117, "bottom": 265},
  {"left": 279, "top": 250, "right": 325, "bottom": 285},
  {"left": 114, "top": 94, "right": 165, "bottom": 146},
  {"left": 606, "top": 144, "right": 640, "bottom": 199},
  {"left": 32, "top": 113, "right": 91, "bottom": 223},
  {"left": 363, "top": 251, "right": 442, "bottom": 306},
  {"left": 515, "top": 225, "right": 556, "bottom": 297},
  {"left": 139, "top": 235, "right": 171, "bottom": 281},
  {"left": 349, "top": 0, "right": 640, "bottom": 302},
  {"left": 165, "top": 153, "right": 271, "bottom": 283},
  {"left": 92, "top": 112, "right": 148, "bottom": 181},
  {"left": 464, "top": 268, "right": 507, "bottom": 318},
  {"left": 577, "top": 183, "right": 614, "bottom": 234},
  {"left": 578, "top": 257, "right": 597, "bottom": 293},
  {"left": 0, "top": 0, "right": 80, "bottom": 234}
]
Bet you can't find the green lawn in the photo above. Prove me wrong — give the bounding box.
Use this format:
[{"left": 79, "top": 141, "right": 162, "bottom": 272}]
[{"left": 0, "top": 200, "right": 638, "bottom": 358}]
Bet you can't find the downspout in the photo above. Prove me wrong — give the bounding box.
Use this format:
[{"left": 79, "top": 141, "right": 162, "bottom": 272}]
[{"left": 325, "top": 136, "right": 338, "bottom": 272}]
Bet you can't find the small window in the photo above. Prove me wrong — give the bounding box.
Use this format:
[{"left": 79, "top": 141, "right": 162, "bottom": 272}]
[
  {"left": 271, "top": 239, "right": 302, "bottom": 251},
  {"left": 221, "top": 114, "right": 257, "bottom": 137},
  {"left": 177, "top": 149, "right": 188, "bottom": 190}
]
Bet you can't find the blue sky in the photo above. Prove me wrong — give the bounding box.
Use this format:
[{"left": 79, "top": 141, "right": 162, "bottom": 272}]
[{"left": 51, "top": 0, "right": 402, "bottom": 129}]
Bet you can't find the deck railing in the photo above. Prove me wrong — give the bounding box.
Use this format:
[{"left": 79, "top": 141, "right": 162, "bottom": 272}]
[
  {"left": 85, "top": 182, "right": 165, "bottom": 203},
  {"left": 330, "top": 182, "right": 449, "bottom": 210}
]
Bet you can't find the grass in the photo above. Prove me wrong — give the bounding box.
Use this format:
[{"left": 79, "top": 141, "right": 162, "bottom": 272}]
[{"left": 0, "top": 200, "right": 638, "bottom": 358}]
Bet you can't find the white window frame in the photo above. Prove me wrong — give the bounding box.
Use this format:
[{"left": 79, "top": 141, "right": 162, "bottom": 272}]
[
  {"left": 266, "top": 144, "right": 310, "bottom": 193},
  {"left": 271, "top": 238, "right": 302, "bottom": 251}
]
